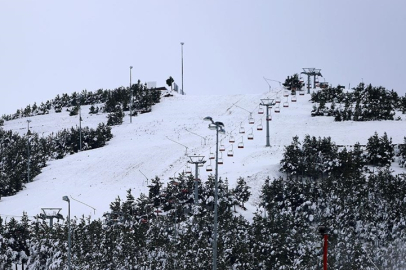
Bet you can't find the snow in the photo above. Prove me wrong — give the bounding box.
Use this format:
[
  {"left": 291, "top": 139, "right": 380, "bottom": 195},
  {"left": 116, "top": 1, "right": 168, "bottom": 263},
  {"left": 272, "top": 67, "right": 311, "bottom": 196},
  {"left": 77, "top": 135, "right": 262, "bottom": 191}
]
[{"left": 1, "top": 89, "right": 405, "bottom": 222}]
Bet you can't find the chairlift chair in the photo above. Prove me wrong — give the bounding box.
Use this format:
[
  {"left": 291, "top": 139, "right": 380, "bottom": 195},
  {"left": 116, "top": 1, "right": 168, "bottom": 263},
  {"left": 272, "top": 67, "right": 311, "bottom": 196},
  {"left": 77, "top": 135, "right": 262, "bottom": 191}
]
[
  {"left": 283, "top": 98, "right": 289, "bottom": 107},
  {"left": 258, "top": 107, "right": 264, "bottom": 114},
  {"left": 275, "top": 106, "right": 281, "bottom": 113},
  {"left": 291, "top": 95, "right": 297, "bottom": 102},
  {"left": 239, "top": 124, "right": 245, "bottom": 134},
  {"left": 248, "top": 113, "right": 255, "bottom": 124},
  {"left": 238, "top": 136, "right": 244, "bottom": 149},
  {"left": 283, "top": 90, "right": 289, "bottom": 97},
  {"left": 218, "top": 152, "right": 224, "bottom": 164},
  {"left": 185, "top": 166, "right": 192, "bottom": 174},
  {"left": 227, "top": 144, "right": 234, "bottom": 157},
  {"left": 219, "top": 140, "right": 226, "bottom": 151},
  {"left": 299, "top": 90, "right": 305, "bottom": 96},
  {"left": 206, "top": 160, "right": 213, "bottom": 172},
  {"left": 275, "top": 97, "right": 281, "bottom": 103},
  {"left": 257, "top": 119, "right": 263, "bottom": 130},
  {"left": 229, "top": 135, "right": 235, "bottom": 143},
  {"left": 247, "top": 129, "right": 254, "bottom": 140},
  {"left": 209, "top": 148, "right": 215, "bottom": 159}
]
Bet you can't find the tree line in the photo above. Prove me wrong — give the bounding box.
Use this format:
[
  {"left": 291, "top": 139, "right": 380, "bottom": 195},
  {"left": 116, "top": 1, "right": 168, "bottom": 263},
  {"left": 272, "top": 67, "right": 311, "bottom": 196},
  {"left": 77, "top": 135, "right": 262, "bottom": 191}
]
[
  {"left": 0, "top": 124, "right": 112, "bottom": 197},
  {"left": 310, "top": 83, "right": 406, "bottom": 121},
  {"left": 1, "top": 81, "right": 161, "bottom": 124}
]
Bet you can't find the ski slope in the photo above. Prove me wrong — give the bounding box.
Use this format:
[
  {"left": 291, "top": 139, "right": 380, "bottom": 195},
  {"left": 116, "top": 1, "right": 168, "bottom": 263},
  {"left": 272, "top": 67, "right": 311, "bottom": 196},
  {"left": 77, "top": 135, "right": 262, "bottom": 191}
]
[{"left": 1, "top": 90, "right": 405, "bottom": 222}]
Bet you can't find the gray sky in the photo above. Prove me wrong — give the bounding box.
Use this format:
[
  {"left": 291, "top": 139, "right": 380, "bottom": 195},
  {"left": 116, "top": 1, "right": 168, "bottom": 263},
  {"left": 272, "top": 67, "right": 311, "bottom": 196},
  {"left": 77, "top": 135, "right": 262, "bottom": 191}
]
[{"left": 1, "top": 0, "right": 405, "bottom": 115}]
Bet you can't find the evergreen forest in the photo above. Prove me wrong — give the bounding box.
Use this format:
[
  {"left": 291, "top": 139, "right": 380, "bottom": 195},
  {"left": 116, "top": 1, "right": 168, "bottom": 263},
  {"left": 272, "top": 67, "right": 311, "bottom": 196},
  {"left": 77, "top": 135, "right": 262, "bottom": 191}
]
[{"left": 2, "top": 133, "right": 406, "bottom": 269}]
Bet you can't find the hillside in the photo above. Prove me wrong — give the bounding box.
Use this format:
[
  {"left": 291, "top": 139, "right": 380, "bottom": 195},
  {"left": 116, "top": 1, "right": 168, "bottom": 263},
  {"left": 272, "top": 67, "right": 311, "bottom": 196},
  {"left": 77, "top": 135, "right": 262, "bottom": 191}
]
[{"left": 1, "top": 89, "right": 406, "bottom": 221}]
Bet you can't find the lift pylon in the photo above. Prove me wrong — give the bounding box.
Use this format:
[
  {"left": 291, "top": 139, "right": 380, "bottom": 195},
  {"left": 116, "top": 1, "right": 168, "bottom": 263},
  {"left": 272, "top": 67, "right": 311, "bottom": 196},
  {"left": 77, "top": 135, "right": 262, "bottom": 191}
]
[{"left": 301, "top": 68, "right": 322, "bottom": 93}]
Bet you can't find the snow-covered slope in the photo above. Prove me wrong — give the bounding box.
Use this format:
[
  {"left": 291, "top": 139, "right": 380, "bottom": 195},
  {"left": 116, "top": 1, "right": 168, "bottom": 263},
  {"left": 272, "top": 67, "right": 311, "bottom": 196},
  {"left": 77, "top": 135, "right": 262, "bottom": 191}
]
[{"left": 1, "top": 90, "right": 405, "bottom": 221}]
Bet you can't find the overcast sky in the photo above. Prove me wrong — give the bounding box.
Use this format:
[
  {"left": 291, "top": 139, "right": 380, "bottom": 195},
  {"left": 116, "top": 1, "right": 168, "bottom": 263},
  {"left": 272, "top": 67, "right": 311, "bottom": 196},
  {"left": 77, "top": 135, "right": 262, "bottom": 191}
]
[{"left": 1, "top": 0, "right": 405, "bottom": 115}]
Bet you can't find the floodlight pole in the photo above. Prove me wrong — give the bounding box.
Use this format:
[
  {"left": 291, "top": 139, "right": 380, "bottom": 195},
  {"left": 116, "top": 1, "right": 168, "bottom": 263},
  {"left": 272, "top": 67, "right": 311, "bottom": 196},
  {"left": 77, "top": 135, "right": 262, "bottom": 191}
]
[
  {"left": 26, "top": 120, "right": 32, "bottom": 183},
  {"left": 188, "top": 156, "right": 206, "bottom": 205},
  {"left": 130, "top": 66, "right": 133, "bottom": 124},
  {"left": 181, "top": 42, "right": 184, "bottom": 95},
  {"left": 204, "top": 116, "right": 225, "bottom": 270},
  {"left": 260, "top": 99, "right": 275, "bottom": 147},
  {"left": 62, "top": 196, "right": 71, "bottom": 270},
  {"left": 79, "top": 96, "right": 82, "bottom": 151}
]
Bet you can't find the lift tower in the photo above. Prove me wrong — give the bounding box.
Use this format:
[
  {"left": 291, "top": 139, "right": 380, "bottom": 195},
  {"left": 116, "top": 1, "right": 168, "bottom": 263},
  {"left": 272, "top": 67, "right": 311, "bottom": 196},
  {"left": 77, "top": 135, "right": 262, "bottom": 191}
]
[{"left": 301, "top": 68, "right": 322, "bottom": 93}]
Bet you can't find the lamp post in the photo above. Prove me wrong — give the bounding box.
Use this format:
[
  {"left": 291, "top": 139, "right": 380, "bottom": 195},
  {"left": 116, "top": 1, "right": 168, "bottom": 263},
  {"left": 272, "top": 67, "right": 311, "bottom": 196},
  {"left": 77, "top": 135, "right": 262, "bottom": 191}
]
[
  {"left": 78, "top": 95, "right": 82, "bottom": 151},
  {"left": 203, "top": 116, "right": 225, "bottom": 270},
  {"left": 62, "top": 196, "right": 71, "bottom": 270},
  {"left": 26, "top": 120, "right": 32, "bottom": 183},
  {"left": 130, "top": 66, "right": 133, "bottom": 123},
  {"left": 180, "top": 42, "right": 184, "bottom": 95}
]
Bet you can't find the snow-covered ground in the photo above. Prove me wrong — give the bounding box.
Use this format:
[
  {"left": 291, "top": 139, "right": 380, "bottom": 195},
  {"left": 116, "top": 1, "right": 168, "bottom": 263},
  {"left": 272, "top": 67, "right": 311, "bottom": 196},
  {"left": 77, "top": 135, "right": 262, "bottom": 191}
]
[{"left": 1, "top": 90, "right": 405, "bottom": 222}]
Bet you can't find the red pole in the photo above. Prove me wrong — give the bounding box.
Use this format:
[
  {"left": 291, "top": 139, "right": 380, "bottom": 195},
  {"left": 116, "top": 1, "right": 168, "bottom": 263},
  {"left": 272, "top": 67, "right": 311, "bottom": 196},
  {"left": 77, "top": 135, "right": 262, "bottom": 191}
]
[{"left": 323, "top": 234, "right": 328, "bottom": 270}]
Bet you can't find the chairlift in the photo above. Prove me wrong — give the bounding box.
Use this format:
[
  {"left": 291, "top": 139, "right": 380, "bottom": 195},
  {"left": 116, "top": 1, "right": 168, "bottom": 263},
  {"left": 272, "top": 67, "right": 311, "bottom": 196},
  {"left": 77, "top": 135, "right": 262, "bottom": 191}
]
[
  {"left": 206, "top": 160, "right": 213, "bottom": 172},
  {"left": 266, "top": 113, "right": 272, "bottom": 121},
  {"left": 227, "top": 144, "right": 234, "bottom": 157},
  {"left": 219, "top": 140, "right": 225, "bottom": 151},
  {"left": 283, "top": 90, "right": 289, "bottom": 97},
  {"left": 218, "top": 152, "right": 224, "bottom": 164},
  {"left": 275, "top": 107, "right": 280, "bottom": 113},
  {"left": 185, "top": 166, "right": 192, "bottom": 174},
  {"left": 238, "top": 136, "right": 244, "bottom": 149},
  {"left": 275, "top": 97, "right": 281, "bottom": 103},
  {"left": 248, "top": 113, "right": 255, "bottom": 124},
  {"left": 291, "top": 95, "right": 297, "bottom": 102},
  {"left": 299, "top": 90, "right": 305, "bottom": 96},
  {"left": 209, "top": 148, "right": 215, "bottom": 159},
  {"left": 247, "top": 129, "right": 254, "bottom": 140},
  {"left": 229, "top": 134, "right": 235, "bottom": 143},
  {"left": 198, "top": 162, "right": 204, "bottom": 167},
  {"left": 258, "top": 107, "right": 264, "bottom": 114},
  {"left": 283, "top": 98, "right": 289, "bottom": 107},
  {"left": 239, "top": 123, "right": 245, "bottom": 134},
  {"left": 257, "top": 119, "right": 263, "bottom": 130}
]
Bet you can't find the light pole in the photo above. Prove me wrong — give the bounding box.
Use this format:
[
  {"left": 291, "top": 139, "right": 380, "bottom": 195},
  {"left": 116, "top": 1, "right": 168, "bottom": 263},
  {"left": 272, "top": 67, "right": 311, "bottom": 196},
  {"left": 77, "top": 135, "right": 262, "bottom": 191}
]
[
  {"left": 78, "top": 95, "right": 82, "bottom": 151},
  {"left": 187, "top": 156, "right": 206, "bottom": 205},
  {"left": 180, "top": 42, "right": 184, "bottom": 95},
  {"left": 259, "top": 99, "right": 275, "bottom": 147},
  {"left": 130, "top": 66, "right": 133, "bottom": 123},
  {"left": 203, "top": 116, "right": 225, "bottom": 270},
  {"left": 26, "top": 120, "right": 32, "bottom": 183},
  {"left": 62, "top": 196, "right": 71, "bottom": 270}
]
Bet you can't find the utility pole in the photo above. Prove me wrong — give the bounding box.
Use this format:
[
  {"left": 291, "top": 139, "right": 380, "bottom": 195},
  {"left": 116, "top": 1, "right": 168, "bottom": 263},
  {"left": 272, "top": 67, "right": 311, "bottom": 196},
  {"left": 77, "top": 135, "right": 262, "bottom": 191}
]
[{"left": 259, "top": 99, "right": 275, "bottom": 147}]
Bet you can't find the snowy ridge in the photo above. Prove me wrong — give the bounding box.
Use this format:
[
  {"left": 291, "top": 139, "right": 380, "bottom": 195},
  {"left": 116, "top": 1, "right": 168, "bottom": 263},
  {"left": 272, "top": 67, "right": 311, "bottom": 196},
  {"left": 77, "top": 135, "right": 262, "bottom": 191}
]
[{"left": 1, "top": 90, "right": 405, "bottom": 221}]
